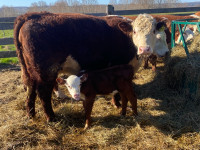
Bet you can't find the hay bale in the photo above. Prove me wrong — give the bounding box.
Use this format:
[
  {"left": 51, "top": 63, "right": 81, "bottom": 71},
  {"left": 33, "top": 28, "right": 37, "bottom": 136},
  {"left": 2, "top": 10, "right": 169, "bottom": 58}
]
[{"left": 165, "top": 34, "right": 200, "bottom": 100}]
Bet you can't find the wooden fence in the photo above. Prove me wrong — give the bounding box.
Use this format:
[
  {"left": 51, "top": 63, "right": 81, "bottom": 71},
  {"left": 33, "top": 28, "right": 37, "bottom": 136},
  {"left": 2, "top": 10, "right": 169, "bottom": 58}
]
[{"left": 1, "top": 5, "right": 200, "bottom": 58}]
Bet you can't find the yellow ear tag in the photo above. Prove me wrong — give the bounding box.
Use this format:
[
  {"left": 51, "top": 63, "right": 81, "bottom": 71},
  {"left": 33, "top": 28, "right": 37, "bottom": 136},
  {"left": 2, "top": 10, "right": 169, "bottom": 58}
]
[{"left": 159, "top": 26, "right": 165, "bottom": 32}]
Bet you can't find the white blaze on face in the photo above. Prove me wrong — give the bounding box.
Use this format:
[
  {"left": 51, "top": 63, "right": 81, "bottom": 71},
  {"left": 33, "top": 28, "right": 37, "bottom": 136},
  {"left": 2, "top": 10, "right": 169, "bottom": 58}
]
[
  {"left": 154, "top": 31, "right": 169, "bottom": 57},
  {"left": 65, "top": 75, "right": 81, "bottom": 101},
  {"left": 132, "top": 14, "right": 157, "bottom": 56}
]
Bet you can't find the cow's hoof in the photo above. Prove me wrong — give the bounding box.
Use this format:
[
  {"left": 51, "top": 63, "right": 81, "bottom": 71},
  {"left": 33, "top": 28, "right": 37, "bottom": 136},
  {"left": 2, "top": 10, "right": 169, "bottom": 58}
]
[
  {"left": 133, "top": 112, "right": 138, "bottom": 117},
  {"left": 120, "top": 111, "right": 126, "bottom": 116},
  {"left": 47, "top": 115, "right": 56, "bottom": 122},
  {"left": 27, "top": 110, "right": 36, "bottom": 119}
]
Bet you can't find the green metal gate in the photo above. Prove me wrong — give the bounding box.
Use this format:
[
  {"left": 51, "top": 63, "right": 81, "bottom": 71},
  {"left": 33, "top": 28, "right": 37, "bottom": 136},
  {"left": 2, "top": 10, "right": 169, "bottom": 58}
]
[{"left": 171, "top": 18, "right": 200, "bottom": 57}]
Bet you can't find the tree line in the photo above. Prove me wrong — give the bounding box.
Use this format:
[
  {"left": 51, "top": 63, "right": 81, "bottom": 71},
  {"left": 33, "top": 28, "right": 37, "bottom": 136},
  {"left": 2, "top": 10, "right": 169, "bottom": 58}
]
[{"left": 0, "top": 0, "right": 193, "bottom": 17}]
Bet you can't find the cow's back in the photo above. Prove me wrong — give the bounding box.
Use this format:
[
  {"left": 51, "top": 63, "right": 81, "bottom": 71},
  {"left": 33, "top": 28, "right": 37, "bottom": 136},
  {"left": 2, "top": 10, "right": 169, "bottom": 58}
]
[{"left": 15, "top": 12, "right": 136, "bottom": 77}]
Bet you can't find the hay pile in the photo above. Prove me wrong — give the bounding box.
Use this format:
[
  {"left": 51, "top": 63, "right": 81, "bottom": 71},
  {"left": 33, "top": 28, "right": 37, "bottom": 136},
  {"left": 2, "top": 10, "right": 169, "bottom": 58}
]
[{"left": 165, "top": 34, "right": 200, "bottom": 101}]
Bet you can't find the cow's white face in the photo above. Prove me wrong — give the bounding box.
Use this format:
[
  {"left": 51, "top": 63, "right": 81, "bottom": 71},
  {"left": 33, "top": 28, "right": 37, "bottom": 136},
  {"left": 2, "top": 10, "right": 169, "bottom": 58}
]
[
  {"left": 154, "top": 31, "right": 169, "bottom": 57},
  {"left": 131, "top": 14, "right": 157, "bottom": 56},
  {"left": 176, "top": 27, "right": 194, "bottom": 44},
  {"left": 56, "top": 74, "right": 87, "bottom": 101}
]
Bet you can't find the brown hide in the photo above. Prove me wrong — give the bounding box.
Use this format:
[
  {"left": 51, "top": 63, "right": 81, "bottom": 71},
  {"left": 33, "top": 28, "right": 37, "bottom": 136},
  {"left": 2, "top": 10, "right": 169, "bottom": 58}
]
[
  {"left": 14, "top": 12, "right": 137, "bottom": 121},
  {"left": 80, "top": 65, "right": 137, "bottom": 129}
]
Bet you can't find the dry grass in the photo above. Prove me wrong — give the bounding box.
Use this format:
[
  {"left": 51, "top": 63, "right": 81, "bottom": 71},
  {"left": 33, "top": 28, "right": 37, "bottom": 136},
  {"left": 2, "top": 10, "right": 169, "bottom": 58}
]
[
  {"left": 165, "top": 34, "right": 200, "bottom": 101},
  {"left": 1, "top": 36, "right": 200, "bottom": 149}
]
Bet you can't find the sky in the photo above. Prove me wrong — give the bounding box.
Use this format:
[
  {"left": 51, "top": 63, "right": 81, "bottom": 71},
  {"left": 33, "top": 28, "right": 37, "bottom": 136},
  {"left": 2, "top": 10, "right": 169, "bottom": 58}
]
[{"left": 0, "top": 0, "right": 199, "bottom": 7}]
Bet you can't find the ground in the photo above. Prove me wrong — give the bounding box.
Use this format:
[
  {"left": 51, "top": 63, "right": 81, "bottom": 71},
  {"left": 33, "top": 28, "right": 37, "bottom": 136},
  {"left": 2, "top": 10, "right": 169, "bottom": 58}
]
[{"left": 0, "top": 60, "right": 200, "bottom": 149}]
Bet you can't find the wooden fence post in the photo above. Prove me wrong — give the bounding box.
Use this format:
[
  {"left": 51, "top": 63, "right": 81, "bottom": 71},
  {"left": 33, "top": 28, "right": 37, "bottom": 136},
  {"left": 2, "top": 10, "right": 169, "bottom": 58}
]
[{"left": 107, "top": 5, "right": 114, "bottom": 15}]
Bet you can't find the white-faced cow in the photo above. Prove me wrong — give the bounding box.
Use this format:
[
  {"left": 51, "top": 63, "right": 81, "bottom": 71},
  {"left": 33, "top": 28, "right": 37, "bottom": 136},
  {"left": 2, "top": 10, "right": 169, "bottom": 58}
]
[
  {"left": 54, "top": 14, "right": 168, "bottom": 98},
  {"left": 57, "top": 65, "right": 137, "bottom": 129},
  {"left": 14, "top": 12, "right": 164, "bottom": 122}
]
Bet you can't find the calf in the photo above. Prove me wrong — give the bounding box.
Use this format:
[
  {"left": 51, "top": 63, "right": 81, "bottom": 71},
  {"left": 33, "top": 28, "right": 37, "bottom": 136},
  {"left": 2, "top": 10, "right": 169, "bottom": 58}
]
[{"left": 57, "top": 65, "right": 137, "bottom": 129}]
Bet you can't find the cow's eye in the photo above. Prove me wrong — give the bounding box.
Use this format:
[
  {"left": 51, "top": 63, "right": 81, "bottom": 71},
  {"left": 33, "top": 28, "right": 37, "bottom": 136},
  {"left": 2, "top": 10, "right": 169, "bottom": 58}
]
[
  {"left": 68, "top": 85, "right": 72, "bottom": 89},
  {"left": 133, "top": 30, "right": 136, "bottom": 34}
]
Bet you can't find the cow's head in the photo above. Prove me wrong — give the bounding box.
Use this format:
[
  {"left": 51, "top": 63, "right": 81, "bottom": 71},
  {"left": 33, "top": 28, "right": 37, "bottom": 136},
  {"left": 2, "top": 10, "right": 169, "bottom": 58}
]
[
  {"left": 154, "top": 23, "right": 169, "bottom": 57},
  {"left": 131, "top": 14, "right": 166, "bottom": 56},
  {"left": 56, "top": 74, "right": 88, "bottom": 101},
  {"left": 176, "top": 27, "right": 194, "bottom": 44}
]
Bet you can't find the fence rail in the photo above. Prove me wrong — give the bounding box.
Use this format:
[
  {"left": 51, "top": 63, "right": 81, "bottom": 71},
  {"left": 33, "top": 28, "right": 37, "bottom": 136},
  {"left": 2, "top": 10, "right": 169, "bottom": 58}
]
[
  {"left": 0, "top": 38, "right": 14, "bottom": 45},
  {"left": 114, "top": 6, "right": 200, "bottom": 16},
  {"left": 0, "top": 51, "right": 16, "bottom": 58}
]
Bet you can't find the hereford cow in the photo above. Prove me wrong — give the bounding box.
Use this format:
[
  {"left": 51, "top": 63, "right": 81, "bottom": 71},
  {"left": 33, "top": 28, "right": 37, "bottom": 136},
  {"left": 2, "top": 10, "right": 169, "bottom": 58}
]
[
  {"left": 126, "top": 14, "right": 199, "bottom": 70},
  {"left": 54, "top": 14, "right": 166, "bottom": 98},
  {"left": 14, "top": 12, "right": 164, "bottom": 121},
  {"left": 126, "top": 14, "right": 198, "bottom": 43},
  {"left": 56, "top": 65, "right": 137, "bottom": 129}
]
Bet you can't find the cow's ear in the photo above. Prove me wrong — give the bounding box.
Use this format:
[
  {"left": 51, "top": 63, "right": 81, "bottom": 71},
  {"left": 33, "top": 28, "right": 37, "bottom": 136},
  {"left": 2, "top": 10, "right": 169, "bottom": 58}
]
[
  {"left": 80, "top": 74, "right": 88, "bottom": 83},
  {"left": 156, "top": 22, "right": 167, "bottom": 32},
  {"left": 118, "top": 22, "right": 132, "bottom": 33},
  {"left": 56, "top": 77, "right": 66, "bottom": 85}
]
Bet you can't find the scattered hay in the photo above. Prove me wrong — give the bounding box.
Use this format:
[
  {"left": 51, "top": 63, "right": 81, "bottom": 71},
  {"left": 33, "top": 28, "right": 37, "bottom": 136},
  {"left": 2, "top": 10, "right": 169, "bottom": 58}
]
[{"left": 165, "top": 34, "right": 200, "bottom": 101}]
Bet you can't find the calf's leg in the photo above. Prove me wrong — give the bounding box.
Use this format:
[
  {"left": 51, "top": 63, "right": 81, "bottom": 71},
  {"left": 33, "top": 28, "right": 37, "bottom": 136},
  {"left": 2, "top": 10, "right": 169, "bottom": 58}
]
[
  {"left": 111, "top": 92, "right": 121, "bottom": 108},
  {"left": 53, "top": 82, "right": 67, "bottom": 98},
  {"left": 119, "top": 93, "right": 128, "bottom": 116},
  {"left": 83, "top": 94, "right": 96, "bottom": 130},
  {"left": 125, "top": 83, "right": 138, "bottom": 116}
]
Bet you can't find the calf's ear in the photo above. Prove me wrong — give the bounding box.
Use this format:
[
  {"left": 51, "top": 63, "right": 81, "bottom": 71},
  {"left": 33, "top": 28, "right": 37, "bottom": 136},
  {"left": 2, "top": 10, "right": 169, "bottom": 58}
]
[
  {"left": 56, "top": 77, "right": 66, "bottom": 85},
  {"left": 80, "top": 74, "right": 88, "bottom": 83},
  {"left": 118, "top": 22, "right": 132, "bottom": 33}
]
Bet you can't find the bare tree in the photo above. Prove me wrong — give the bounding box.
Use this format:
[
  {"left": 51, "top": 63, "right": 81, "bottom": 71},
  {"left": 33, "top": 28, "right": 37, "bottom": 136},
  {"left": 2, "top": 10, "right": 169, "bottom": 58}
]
[
  {"left": 28, "top": 1, "right": 48, "bottom": 12},
  {"left": 109, "top": 0, "right": 118, "bottom": 5},
  {"left": 81, "top": 0, "right": 98, "bottom": 5},
  {"left": 0, "top": 5, "right": 18, "bottom": 17},
  {"left": 50, "top": 0, "right": 68, "bottom": 13}
]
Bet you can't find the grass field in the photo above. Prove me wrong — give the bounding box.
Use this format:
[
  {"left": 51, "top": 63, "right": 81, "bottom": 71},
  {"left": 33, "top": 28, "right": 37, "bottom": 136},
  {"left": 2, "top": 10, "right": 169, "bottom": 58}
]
[
  {"left": 0, "top": 29, "right": 13, "bottom": 38},
  {"left": 0, "top": 29, "right": 17, "bottom": 64}
]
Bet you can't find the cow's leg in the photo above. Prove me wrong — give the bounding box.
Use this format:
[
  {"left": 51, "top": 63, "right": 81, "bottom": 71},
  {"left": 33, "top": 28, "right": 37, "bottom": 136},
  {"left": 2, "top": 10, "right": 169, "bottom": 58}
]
[
  {"left": 53, "top": 82, "right": 67, "bottom": 98},
  {"left": 144, "top": 57, "right": 149, "bottom": 69},
  {"left": 26, "top": 83, "right": 37, "bottom": 118},
  {"left": 37, "top": 82, "right": 55, "bottom": 122},
  {"left": 83, "top": 94, "right": 96, "bottom": 130},
  {"left": 111, "top": 92, "right": 121, "bottom": 108},
  {"left": 21, "top": 67, "right": 37, "bottom": 118},
  {"left": 149, "top": 54, "right": 157, "bottom": 71}
]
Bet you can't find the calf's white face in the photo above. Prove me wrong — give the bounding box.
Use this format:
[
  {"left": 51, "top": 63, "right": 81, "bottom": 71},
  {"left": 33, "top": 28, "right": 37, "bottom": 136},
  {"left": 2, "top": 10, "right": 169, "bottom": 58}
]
[
  {"left": 176, "top": 27, "right": 194, "bottom": 44},
  {"left": 154, "top": 31, "right": 169, "bottom": 57},
  {"left": 56, "top": 75, "right": 87, "bottom": 101},
  {"left": 132, "top": 14, "right": 157, "bottom": 56}
]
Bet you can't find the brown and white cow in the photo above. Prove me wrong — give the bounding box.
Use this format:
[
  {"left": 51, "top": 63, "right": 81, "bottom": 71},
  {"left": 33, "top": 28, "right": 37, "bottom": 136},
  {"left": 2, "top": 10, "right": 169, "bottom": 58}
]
[
  {"left": 126, "top": 14, "right": 199, "bottom": 70},
  {"left": 54, "top": 14, "right": 167, "bottom": 98},
  {"left": 14, "top": 12, "right": 164, "bottom": 121},
  {"left": 57, "top": 65, "right": 137, "bottom": 129},
  {"left": 126, "top": 14, "right": 198, "bottom": 43}
]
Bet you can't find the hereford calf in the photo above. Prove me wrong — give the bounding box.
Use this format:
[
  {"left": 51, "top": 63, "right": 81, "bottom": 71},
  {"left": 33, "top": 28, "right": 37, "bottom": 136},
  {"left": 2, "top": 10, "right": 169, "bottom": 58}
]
[{"left": 57, "top": 65, "right": 137, "bottom": 129}]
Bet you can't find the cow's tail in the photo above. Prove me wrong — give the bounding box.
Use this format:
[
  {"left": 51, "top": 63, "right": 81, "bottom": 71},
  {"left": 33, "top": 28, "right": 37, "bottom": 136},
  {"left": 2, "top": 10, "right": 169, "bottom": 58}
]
[{"left": 13, "top": 15, "right": 30, "bottom": 86}]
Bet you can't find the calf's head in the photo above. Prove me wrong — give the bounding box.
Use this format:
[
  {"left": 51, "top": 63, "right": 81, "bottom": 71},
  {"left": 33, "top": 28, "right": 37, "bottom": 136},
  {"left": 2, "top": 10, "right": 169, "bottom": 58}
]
[
  {"left": 56, "top": 74, "right": 88, "bottom": 101},
  {"left": 131, "top": 14, "right": 166, "bottom": 56},
  {"left": 154, "top": 23, "right": 169, "bottom": 57},
  {"left": 154, "top": 31, "right": 169, "bottom": 57}
]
